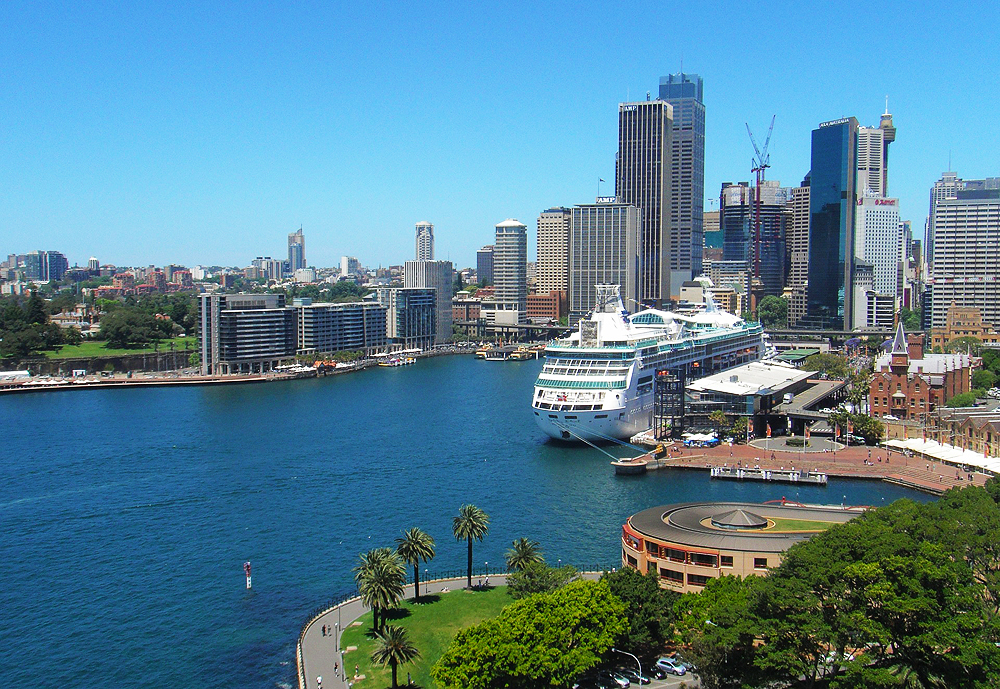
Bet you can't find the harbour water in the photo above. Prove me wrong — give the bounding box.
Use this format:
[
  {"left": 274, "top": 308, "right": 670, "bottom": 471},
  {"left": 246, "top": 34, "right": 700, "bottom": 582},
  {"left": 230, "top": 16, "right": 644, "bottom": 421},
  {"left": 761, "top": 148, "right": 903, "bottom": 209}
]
[{"left": 0, "top": 355, "right": 930, "bottom": 688}]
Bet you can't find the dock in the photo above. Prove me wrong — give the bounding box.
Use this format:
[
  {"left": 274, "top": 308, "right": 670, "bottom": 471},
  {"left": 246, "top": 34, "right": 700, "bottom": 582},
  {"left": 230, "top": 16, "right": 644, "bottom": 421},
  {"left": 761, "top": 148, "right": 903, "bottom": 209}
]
[
  {"left": 710, "top": 466, "right": 828, "bottom": 485},
  {"left": 475, "top": 345, "right": 541, "bottom": 361}
]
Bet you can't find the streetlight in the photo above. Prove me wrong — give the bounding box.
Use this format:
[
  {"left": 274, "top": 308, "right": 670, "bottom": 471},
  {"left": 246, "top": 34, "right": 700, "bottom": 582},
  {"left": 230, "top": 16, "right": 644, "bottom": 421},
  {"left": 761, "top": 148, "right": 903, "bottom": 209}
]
[{"left": 611, "top": 647, "right": 642, "bottom": 680}]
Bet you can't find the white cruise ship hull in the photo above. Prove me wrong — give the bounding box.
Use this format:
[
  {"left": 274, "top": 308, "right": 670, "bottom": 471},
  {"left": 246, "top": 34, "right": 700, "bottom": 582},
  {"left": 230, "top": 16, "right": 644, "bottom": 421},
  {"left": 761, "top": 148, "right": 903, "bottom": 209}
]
[{"left": 533, "top": 394, "right": 653, "bottom": 441}]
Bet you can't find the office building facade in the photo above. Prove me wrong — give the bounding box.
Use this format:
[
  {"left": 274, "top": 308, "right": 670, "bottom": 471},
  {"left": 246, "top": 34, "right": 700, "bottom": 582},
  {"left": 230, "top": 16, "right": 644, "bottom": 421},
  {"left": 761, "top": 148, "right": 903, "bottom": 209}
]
[
  {"left": 404, "top": 259, "right": 453, "bottom": 344},
  {"left": 616, "top": 100, "right": 673, "bottom": 304},
  {"left": 199, "top": 294, "right": 296, "bottom": 375},
  {"left": 482, "top": 219, "right": 527, "bottom": 325},
  {"left": 785, "top": 176, "right": 811, "bottom": 326},
  {"left": 376, "top": 287, "right": 436, "bottom": 350},
  {"left": 23, "top": 250, "right": 69, "bottom": 282},
  {"left": 659, "top": 72, "right": 706, "bottom": 285},
  {"left": 415, "top": 221, "right": 434, "bottom": 261},
  {"left": 536, "top": 207, "right": 572, "bottom": 298},
  {"left": 568, "top": 201, "right": 640, "bottom": 323},
  {"left": 296, "top": 300, "right": 387, "bottom": 356},
  {"left": 855, "top": 196, "right": 901, "bottom": 299},
  {"left": 720, "top": 181, "right": 788, "bottom": 298},
  {"left": 807, "top": 117, "right": 859, "bottom": 329},
  {"left": 476, "top": 245, "right": 494, "bottom": 285},
  {"left": 288, "top": 229, "right": 306, "bottom": 272}
]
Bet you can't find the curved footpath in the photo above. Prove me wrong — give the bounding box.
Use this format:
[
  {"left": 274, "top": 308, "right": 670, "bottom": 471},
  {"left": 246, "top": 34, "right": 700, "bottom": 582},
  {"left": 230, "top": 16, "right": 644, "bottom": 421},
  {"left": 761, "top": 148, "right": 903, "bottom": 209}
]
[{"left": 298, "top": 572, "right": 602, "bottom": 689}]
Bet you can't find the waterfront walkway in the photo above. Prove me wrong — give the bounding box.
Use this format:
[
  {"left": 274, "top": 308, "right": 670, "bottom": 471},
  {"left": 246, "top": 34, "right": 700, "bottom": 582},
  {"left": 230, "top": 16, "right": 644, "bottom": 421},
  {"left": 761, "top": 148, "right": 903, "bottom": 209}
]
[
  {"left": 656, "top": 441, "right": 989, "bottom": 495},
  {"left": 299, "top": 572, "right": 603, "bottom": 689}
]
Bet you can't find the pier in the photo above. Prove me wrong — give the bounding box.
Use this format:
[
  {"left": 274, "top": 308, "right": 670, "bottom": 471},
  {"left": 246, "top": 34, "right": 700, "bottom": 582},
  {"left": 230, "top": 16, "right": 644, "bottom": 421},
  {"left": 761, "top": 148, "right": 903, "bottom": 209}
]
[{"left": 710, "top": 466, "right": 828, "bottom": 485}]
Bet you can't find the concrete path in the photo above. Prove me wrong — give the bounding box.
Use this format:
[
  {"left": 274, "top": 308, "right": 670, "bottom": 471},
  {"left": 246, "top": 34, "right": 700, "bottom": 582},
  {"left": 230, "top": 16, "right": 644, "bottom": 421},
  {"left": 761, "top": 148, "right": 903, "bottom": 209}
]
[{"left": 299, "top": 571, "right": 603, "bottom": 689}]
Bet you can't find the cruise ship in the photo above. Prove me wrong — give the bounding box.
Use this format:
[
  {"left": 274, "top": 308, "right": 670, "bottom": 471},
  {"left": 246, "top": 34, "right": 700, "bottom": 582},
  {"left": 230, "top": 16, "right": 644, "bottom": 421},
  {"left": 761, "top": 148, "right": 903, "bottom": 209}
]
[{"left": 531, "top": 285, "right": 765, "bottom": 441}]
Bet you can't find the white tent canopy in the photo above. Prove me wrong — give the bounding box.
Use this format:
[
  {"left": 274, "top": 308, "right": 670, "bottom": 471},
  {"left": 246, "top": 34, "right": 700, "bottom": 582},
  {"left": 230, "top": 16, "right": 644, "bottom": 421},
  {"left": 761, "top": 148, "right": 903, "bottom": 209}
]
[{"left": 883, "top": 438, "right": 1000, "bottom": 474}]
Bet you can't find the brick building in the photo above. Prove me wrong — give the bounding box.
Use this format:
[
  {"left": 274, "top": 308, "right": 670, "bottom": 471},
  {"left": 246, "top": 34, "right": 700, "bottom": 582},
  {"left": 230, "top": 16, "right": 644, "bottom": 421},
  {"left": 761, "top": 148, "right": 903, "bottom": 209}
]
[
  {"left": 869, "top": 322, "right": 975, "bottom": 421},
  {"left": 929, "top": 303, "right": 1000, "bottom": 350}
]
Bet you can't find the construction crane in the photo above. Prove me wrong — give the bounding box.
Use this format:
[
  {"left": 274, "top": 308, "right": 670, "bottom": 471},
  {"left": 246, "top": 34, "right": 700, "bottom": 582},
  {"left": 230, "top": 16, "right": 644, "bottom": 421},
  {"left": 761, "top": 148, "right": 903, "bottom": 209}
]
[{"left": 746, "top": 115, "right": 775, "bottom": 280}]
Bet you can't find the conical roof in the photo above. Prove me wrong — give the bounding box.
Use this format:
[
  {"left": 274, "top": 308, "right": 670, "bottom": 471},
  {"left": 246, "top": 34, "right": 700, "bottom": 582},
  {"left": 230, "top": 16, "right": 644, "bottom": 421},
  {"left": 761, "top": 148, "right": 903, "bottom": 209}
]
[
  {"left": 891, "top": 320, "right": 907, "bottom": 356},
  {"left": 711, "top": 508, "right": 767, "bottom": 530}
]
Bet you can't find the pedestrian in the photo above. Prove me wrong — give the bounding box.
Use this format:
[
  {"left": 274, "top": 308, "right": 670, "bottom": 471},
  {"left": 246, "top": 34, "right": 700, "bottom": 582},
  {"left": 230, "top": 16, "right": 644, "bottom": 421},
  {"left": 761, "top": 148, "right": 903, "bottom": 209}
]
[
  {"left": 322, "top": 625, "right": 326, "bottom": 636},
  {"left": 335, "top": 662, "right": 339, "bottom": 674},
  {"left": 355, "top": 664, "right": 359, "bottom": 678},
  {"left": 317, "top": 676, "right": 322, "bottom": 688}
]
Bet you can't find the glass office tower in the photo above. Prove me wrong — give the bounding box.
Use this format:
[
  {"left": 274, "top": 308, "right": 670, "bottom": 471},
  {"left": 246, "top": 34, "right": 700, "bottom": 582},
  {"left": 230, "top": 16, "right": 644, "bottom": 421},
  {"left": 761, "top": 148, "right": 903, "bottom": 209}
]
[{"left": 807, "top": 117, "right": 859, "bottom": 329}]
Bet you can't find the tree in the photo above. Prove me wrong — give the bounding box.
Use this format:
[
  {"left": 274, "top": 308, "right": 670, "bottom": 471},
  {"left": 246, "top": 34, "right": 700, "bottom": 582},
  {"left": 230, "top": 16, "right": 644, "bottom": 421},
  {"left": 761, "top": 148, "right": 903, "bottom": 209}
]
[
  {"left": 353, "top": 547, "right": 406, "bottom": 632},
  {"left": 601, "top": 567, "right": 679, "bottom": 658},
  {"left": 432, "top": 579, "right": 627, "bottom": 689},
  {"left": 944, "top": 336, "right": 983, "bottom": 356},
  {"left": 371, "top": 625, "right": 420, "bottom": 689},
  {"left": 756, "top": 295, "right": 788, "bottom": 329},
  {"left": 453, "top": 504, "right": 490, "bottom": 589},
  {"left": 803, "top": 352, "right": 851, "bottom": 379},
  {"left": 708, "top": 410, "right": 730, "bottom": 437},
  {"left": 24, "top": 291, "right": 48, "bottom": 325},
  {"left": 730, "top": 416, "right": 748, "bottom": 442},
  {"left": 395, "top": 527, "right": 435, "bottom": 601},
  {"left": 100, "top": 308, "right": 166, "bottom": 348},
  {"left": 972, "top": 369, "right": 997, "bottom": 391},
  {"left": 946, "top": 391, "right": 979, "bottom": 408},
  {"left": 506, "top": 562, "right": 578, "bottom": 599},
  {"left": 900, "top": 307, "right": 921, "bottom": 331},
  {"left": 505, "top": 537, "right": 544, "bottom": 572}
]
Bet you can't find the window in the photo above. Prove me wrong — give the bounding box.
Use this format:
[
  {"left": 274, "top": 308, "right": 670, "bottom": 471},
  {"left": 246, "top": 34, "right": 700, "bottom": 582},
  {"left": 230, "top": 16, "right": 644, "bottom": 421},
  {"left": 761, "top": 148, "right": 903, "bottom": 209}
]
[
  {"left": 646, "top": 542, "right": 660, "bottom": 557},
  {"left": 754, "top": 557, "right": 768, "bottom": 569},
  {"left": 659, "top": 567, "right": 684, "bottom": 584},
  {"left": 664, "top": 547, "right": 687, "bottom": 563},
  {"left": 687, "top": 573, "right": 713, "bottom": 587},
  {"left": 690, "top": 552, "right": 718, "bottom": 568},
  {"left": 720, "top": 555, "right": 734, "bottom": 568}
]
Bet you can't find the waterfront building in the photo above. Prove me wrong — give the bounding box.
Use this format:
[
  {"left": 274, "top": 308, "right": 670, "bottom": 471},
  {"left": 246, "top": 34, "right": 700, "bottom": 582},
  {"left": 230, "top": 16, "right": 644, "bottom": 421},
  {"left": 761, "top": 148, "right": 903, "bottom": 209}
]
[
  {"left": 684, "top": 360, "right": 812, "bottom": 428},
  {"left": 295, "top": 300, "right": 387, "bottom": 356},
  {"left": 404, "top": 259, "right": 453, "bottom": 344},
  {"left": 476, "top": 245, "right": 494, "bottom": 285},
  {"left": 869, "top": 323, "right": 975, "bottom": 421},
  {"left": 616, "top": 99, "right": 673, "bottom": 304},
  {"left": 659, "top": 72, "right": 706, "bottom": 285},
  {"left": 288, "top": 228, "right": 306, "bottom": 272},
  {"left": 452, "top": 294, "right": 481, "bottom": 322},
  {"left": 807, "top": 117, "right": 860, "bottom": 329},
  {"left": 929, "top": 303, "right": 1000, "bottom": 350},
  {"left": 376, "top": 287, "right": 436, "bottom": 350},
  {"left": 481, "top": 219, "right": 527, "bottom": 326},
  {"left": 927, "top": 184, "right": 1000, "bottom": 329},
  {"left": 536, "top": 207, "right": 571, "bottom": 300},
  {"left": 199, "top": 293, "right": 296, "bottom": 375},
  {"left": 568, "top": 201, "right": 640, "bottom": 323},
  {"left": 415, "top": 221, "right": 434, "bottom": 261},
  {"left": 622, "top": 501, "right": 857, "bottom": 592}
]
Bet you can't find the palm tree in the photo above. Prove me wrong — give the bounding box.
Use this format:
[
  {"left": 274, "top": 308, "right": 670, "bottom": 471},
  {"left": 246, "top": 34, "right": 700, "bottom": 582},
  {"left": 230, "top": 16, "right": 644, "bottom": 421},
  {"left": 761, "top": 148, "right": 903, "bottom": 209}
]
[
  {"left": 371, "top": 625, "right": 420, "bottom": 689},
  {"left": 452, "top": 504, "right": 490, "bottom": 589},
  {"left": 505, "top": 537, "right": 544, "bottom": 571},
  {"left": 353, "top": 547, "right": 406, "bottom": 632},
  {"left": 395, "top": 527, "right": 435, "bottom": 602}
]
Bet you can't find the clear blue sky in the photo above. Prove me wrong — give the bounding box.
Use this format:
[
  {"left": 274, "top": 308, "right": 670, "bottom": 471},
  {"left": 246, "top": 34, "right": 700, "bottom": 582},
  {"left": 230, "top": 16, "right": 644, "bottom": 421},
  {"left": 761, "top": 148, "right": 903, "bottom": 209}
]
[{"left": 3, "top": 1, "right": 997, "bottom": 270}]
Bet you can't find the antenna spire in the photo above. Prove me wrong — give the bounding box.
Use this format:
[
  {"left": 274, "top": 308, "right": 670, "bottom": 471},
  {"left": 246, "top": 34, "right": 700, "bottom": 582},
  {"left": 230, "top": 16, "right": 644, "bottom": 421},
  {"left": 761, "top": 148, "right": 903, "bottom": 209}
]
[{"left": 884, "top": 94, "right": 889, "bottom": 115}]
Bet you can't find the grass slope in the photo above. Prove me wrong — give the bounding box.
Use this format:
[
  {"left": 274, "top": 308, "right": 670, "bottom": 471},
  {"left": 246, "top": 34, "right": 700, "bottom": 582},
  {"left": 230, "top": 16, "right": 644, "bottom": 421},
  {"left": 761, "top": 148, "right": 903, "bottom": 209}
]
[
  {"left": 44, "top": 336, "right": 196, "bottom": 359},
  {"left": 340, "top": 586, "right": 512, "bottom": 689},
  {"left": 767, "top": 517, "right": 837, "bottom": 532}
]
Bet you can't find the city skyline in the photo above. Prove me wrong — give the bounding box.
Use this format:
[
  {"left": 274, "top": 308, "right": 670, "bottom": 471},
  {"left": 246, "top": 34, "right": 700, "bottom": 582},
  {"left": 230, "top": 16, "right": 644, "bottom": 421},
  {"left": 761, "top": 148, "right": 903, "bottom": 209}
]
[{"left": 2, "top": 3, "right": 998, "bottom": 269}]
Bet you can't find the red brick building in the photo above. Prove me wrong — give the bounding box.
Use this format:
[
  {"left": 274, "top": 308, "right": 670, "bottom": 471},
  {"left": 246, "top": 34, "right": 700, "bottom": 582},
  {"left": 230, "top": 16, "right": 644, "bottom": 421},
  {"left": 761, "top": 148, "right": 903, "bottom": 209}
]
[
  {"left": 869, "top": 322, "right": 975, "bottom": 421},
  {"left": 526, "top": 290, "right": 565, "bottom": 321}
]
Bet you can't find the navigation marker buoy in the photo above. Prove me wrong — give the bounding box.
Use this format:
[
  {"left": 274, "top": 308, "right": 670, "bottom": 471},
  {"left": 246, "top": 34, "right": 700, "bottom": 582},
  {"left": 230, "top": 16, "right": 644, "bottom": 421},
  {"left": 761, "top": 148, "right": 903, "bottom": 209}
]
[{"left": 244, "top": 561, "right": 252, "bottom": 589}]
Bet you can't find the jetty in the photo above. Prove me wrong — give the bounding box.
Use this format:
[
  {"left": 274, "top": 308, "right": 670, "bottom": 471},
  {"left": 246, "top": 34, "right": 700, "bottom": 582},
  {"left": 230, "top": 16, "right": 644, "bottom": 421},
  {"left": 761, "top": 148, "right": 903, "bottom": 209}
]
[{"left": 710, "top": 466, "right": 828, "bottom": 485}]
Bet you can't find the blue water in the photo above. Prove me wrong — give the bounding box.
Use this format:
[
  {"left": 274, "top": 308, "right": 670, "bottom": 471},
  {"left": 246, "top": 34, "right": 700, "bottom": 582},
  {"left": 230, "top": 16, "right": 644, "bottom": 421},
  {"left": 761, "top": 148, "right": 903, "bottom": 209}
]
[{"left": 0, "top": 356, "right": 930, "bottom": 688}]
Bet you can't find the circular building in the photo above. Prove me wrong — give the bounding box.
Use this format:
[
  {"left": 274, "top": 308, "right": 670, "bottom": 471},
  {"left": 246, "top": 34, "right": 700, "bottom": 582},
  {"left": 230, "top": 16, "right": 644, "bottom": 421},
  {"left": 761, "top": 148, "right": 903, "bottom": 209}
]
[{"left": 622, "top": 501, "right": 860, "bottom": 592}]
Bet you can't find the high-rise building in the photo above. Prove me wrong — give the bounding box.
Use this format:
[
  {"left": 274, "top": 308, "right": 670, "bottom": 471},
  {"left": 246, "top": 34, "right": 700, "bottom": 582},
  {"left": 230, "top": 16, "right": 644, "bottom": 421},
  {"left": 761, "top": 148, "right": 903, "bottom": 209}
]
[
  {"left": 855, "top": 126, "right": 887, "bottom": 197},
  {"left": 537, "top": 207, "right": 572, "bottom": 298},
  {"left": 252, "top": 256, "right": 284, "bottom": 281},
  {"left": 927, "top": 185, "right": 1000, "bottom": 329},
  {"left": 807, "top": 117, "right": 859, "bottom": 329},
  {"left": 481, "top": 219, "right": 527, "bottom": 325},
  {"left": 925, "top": 173, "right": 1000, "bottom": 275},
  {"left": 720, "top": 181, "right": 788, "bottom": 297},
  {"left": 476, "top": 245, "right": 494, "bottom": 285},
  {"left": 376, "top": 287, "right": 436, "bottom": 350},
  {"left": 879, "top": 107, "right": 896, "bottom": 194},
  {"left": 23, "top": 250, "right": 68, "bottom": 282},
  {"left": 616, "top": 100, "right": 673, "bottom": 304},
  {"left": 295, "top": 300, "right": 387, "bottom": 356},
  {"left": 340, "top": 256, "right": 361, "bottom": 277},
  {"left": 405, "top": 259, "right": 453, "bottom": 344},
  {"left": 659, "top": 72, "right": 706, "bottom": 284},
  {"left": 785, "top": 175, "right": 811, "bottom": 326},
  {"left": 855, "top": 196, "right": 901, "bottom": 299},
  {"left": 87, "top": 257, "right": 100, "bottom": 273},
  {"left": 199, "top": 293, "right": 296, "bottom": 375},
  {"left": 568, "top": 201, "right": 641, "bottom": 323},
  {"left": 415, "top": 221, "right": 434, "bottom": 261},
  {"left": 288, "top": 228, "right": 306, "bottom": 272}
]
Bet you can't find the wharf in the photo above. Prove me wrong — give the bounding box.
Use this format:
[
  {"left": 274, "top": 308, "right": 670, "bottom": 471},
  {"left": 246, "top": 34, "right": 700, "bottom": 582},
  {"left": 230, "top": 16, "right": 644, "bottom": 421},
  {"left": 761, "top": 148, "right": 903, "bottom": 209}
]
[
  {"left": 475, "top": 345, "right": 541, "bottom": 361},
  {"left": 0, "top": 371, "right": 311, "bottom": 395},
  {"left": 710, "top": 466, "right": 828, "bottom": 485}
]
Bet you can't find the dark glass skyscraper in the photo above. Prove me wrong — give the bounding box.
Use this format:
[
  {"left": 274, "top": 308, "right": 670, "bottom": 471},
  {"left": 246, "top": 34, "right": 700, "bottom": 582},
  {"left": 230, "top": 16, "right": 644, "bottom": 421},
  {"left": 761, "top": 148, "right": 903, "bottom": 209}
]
[
  {"left": 807, "top": 117, "right": 859, "bottom": 329},
  {"left": 659, "top": 73, "right": 705, "bottom": 291}
]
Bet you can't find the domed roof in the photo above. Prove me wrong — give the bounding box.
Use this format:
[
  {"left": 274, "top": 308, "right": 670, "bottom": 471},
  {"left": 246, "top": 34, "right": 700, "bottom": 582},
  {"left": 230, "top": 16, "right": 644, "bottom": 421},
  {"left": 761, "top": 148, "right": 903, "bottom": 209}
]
[{"left": 711, "top": 508, "right": 767, "bottom": 530}]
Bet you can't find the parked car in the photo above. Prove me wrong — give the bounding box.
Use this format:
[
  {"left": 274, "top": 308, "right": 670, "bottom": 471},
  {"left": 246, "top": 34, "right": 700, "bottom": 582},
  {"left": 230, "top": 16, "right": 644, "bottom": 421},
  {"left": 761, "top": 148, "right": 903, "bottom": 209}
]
[
  {"left": 617, "top": 668, "right": 651, "bottom": 685},
  {"left": 655, "top": 657, "right": 687, "bottom": 676},
  {"left": 597, "top": 670, "right": 629, "bottom": 688}
]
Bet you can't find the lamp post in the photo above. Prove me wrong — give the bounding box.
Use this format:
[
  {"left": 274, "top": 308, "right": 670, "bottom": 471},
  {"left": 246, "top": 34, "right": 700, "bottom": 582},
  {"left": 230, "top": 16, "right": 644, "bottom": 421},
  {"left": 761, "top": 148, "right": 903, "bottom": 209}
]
[{"left": 611, "top": 647, "right": 642, "bottom": 680}]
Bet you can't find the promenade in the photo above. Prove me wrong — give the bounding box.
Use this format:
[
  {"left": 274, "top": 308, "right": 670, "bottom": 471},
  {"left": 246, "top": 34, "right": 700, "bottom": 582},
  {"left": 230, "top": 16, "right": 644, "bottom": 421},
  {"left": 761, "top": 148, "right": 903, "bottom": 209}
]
[
  {"left": 657, "top": 440, "right": 989, "bottom": 495},
  {"left": 299, "top": 572, "right": 603, "bottom": 689}
]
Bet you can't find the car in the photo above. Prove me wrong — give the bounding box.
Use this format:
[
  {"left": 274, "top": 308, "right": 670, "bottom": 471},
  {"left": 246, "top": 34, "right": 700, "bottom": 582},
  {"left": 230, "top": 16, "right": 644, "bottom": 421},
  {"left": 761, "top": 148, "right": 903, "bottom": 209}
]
[
  {"left": 617, "top": 668, "right": 651, "bottom": 685},
  {"left": 597, "top": 670, "right": 629, "bottom": 688},
  {"left": 650, "top": 666, "right": 667, "bottom": 679},
  {"left": 655, "top": 657, "right": 687, "bottom": 676}
]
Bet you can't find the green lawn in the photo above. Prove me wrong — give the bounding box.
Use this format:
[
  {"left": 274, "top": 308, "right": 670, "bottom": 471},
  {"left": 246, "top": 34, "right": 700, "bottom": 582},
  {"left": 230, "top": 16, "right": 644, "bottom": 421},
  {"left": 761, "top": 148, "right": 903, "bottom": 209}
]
[
  {"left": 340, "top": 586, "right": 513, "bottom": 689},
  {"left": 767, "top": 518, "right": 837, "bottom": 532},
  {"left": 44, "top": 336, "right": 197, "bottom": 359}
]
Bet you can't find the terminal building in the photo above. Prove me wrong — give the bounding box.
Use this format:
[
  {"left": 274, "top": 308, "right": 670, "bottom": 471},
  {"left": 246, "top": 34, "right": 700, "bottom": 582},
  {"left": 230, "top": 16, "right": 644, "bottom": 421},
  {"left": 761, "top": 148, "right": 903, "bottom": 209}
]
[{"left": 622, "top": 501, "right": 858, "bottom": 593}]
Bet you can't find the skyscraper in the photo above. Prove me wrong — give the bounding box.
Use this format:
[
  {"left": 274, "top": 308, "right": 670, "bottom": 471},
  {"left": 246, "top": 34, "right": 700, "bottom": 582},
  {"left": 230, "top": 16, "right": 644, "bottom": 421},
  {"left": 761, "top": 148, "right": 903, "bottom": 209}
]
[
  {"left": 415, "top": 221, "right": 434, "bottom": 261},
  {"left": 807, "top": 117, "right": 859, "bottom": 329},
  {"left": 568, "top": 201, "right": 640, "bottom": 323},
  {"left": 476, "top": 245, "right": 494, "bottom": 285},
  {"left": 287, "top": 228, "right": 306, "bottom": 272},
  {"left": 481, "top": 219, "right": 527, "bottom": 325},
  {"left": 536, "top": 207, "right": 571, "bottom": 298},
  {"left": 659, "top": 72, "right": 706, "bottom": 284},
  {"left": 785, "top": 175, "right": 811, "bottom": 327},
  {"left": 616, "top": 100, "right": 672, "bottom": 304},
  {"left": 404, "top": 259, "right": 453, "bottom": 344},
  {"left": 720, "top": 181, "right": 788, "bottom": 297}
]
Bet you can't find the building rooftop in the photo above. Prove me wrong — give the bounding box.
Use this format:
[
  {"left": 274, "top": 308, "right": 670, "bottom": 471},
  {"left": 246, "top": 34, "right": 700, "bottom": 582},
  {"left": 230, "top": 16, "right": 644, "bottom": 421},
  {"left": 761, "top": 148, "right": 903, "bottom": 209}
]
[{"left": 687, "top": 361, "right": 812, "bottom": 397}]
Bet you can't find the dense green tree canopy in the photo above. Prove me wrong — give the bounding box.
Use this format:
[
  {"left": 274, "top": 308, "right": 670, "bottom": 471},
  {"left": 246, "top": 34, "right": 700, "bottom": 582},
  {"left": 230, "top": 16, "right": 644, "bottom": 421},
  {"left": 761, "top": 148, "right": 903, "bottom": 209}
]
[
  {"left": 506, "top": 562, "right": 577, "bottom": 599},
  {"left": 803, "top": 352, "right": 851, "bottom": 379},
  {"left": 432, "top": 580, "right": 627, "bottom": 689},
  {"left": 601, "top": 567, "right": 678, "bottom": 658},
  {"left": 756, "top": 296, "right": 788, "bottom": 329}
]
